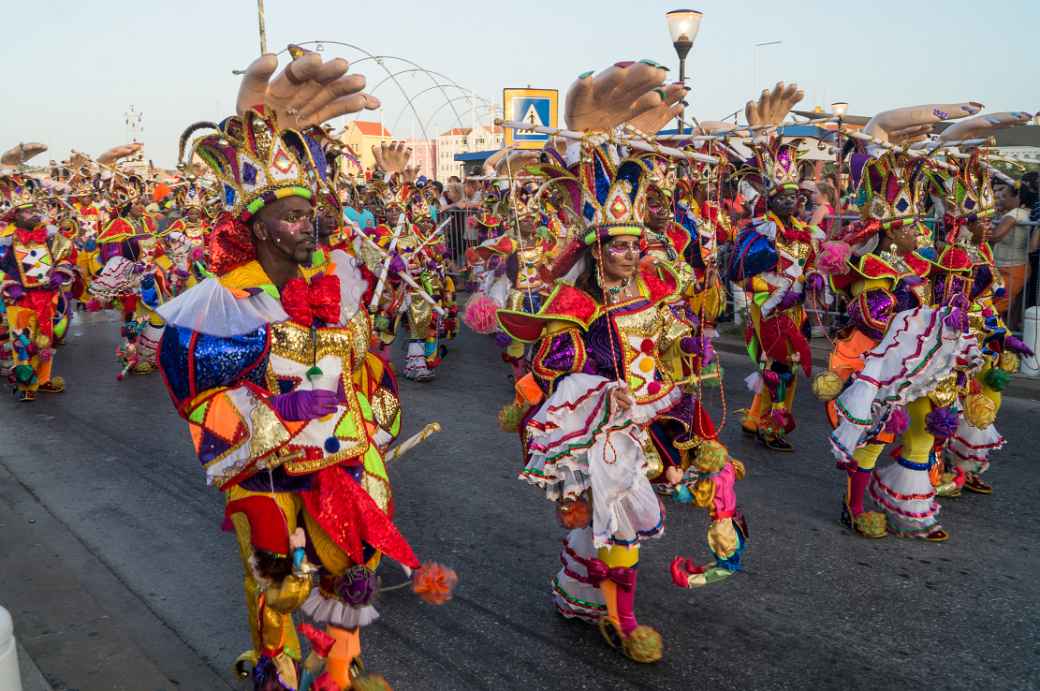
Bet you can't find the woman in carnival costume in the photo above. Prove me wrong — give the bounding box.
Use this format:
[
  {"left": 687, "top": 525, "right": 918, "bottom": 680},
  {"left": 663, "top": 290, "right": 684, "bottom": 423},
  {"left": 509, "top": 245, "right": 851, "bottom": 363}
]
[
  {"left": 498, "top": 60, "right": 744, "bottom": 662},
  {"left": 812, "top": 103, "right": 976, "bottom": 538},
  {"left": 156, "top": 48, "right": 455, "bottom": 690},
  {"left": 817, "top": 103, "right": 1024, "bottom": 542},
  {"left": 729, "top": 84, "right": 827, "bottom": 452},
  {"left": 927, "top": 112, "right": 1035, "bottom": 497}
]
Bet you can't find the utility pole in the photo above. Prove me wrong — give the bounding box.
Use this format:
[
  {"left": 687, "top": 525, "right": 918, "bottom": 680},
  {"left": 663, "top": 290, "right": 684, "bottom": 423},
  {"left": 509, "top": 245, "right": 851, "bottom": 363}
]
[{"left": 257, "top": 0, "right": 268, "bottom": 54}]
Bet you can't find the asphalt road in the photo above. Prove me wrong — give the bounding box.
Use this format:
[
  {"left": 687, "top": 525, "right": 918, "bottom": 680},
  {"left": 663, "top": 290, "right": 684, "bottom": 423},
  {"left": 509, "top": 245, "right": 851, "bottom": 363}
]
[{"left": 1, "top": 312, "right": 1038, "bottom": 691}]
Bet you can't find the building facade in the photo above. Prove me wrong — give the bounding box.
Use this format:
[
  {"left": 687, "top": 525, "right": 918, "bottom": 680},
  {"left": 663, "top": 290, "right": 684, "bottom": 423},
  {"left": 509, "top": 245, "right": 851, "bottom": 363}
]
[
  {"left": 339, "top": 120, "right": 394, "bottom": 172},
  {"left": 436, "top": 125, "right": 503, "bottom": 181}
]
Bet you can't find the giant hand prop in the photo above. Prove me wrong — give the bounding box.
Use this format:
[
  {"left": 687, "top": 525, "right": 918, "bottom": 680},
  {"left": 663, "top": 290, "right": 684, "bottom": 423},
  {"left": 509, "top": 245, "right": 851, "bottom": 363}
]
[
  {"left": 1, "top": 142, "right": 47, "bottom": 167},
  {"left": 862, "top": 103, "right": 982, "bottom": 146},
  {"left": 97, "top": 143, "right": 143, "bottom": 166},
  {"left": 937, "top": 111, "right": 1034, "bottom": 143},
  {"left": 565, "top": 61, "right": 686, "bottom": 133},
  {"left": 236, "top": 45, "right": 379, "bottom": 130},
  {"left": 744, "top": 82, "right": 804, "bottom": 129}
]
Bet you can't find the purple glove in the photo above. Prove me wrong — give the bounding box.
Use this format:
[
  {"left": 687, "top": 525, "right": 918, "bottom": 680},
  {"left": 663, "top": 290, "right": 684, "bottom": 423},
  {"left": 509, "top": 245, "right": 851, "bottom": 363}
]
[
  {"left": 679, "top": 336, "right": 701, "bottom": 356},
  {"left": 48, "top": 272, "right": 68, "bottom": 290},
  {"left": 1004, "top": 335, "right": 1035, "bottom": 358},
  {"left": 776, "top": 289, "right": 801, "bottom": 311},
  {"left": 805, "top": 272, "right": 825, "bottom": 296},
  {"left": 131, "top": 262, "right": 147, "bottom": 275},
  {"left": 4, "top": 284, "right": 25, "bottom": 301},
  {"left": 270, "top": 389, "right": 339, "bottom": 421},
  {"left": 387, "top": 253, "right": 406, "bottom": 278}
]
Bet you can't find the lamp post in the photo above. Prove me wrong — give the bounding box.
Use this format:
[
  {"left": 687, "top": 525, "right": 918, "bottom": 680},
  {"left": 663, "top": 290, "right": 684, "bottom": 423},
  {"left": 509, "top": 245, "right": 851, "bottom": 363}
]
[
  {"left": 830, "top": 101, "right": 848, "bottom": 238},
  {"left": 666, "top": 9, "right": 703, "bottom": 134},
  {"left": 752, "top": 40, "right": 782, "bottom": 97}
]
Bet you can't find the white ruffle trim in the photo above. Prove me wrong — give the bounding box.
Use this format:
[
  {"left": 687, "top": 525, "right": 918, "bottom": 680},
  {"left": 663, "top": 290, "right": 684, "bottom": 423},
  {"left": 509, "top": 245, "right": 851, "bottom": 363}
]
[
  {"left": 522, "top": 373, "right": 673, "bottom": 548},
  {"left": 947, "top": 419, "right": 1005, "bottom": 474},
  {"left": 830, "top": 306, "right": 982, "bottom": 464},
  {"left": 553, "top": 528, "right": 605, "bottom": 623},
  {"left": 158, "top": 251, "right": 366, "bottom": 338},
  {"left": 870, "top": 462, "right": 941, "bottom": 535},
  {"left": 300, "top": 590, "right": 379, "bottom": 629}
]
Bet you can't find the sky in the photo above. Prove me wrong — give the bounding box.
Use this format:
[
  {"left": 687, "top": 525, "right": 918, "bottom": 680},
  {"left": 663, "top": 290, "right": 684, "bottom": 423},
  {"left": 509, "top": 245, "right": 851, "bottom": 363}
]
[{"left": 4, "top": 0, "right": 1038, "bottom": 168}]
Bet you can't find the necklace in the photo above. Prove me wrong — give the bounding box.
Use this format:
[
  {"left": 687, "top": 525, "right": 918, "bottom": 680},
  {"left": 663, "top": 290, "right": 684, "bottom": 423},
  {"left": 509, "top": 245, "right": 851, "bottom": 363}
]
[{"left": 605, "top": 276, "right": 632, "bottom": 303}]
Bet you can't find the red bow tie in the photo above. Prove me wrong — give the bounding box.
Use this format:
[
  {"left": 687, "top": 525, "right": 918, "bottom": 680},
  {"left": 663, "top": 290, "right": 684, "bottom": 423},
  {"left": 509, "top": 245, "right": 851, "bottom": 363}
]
[
  {"left": 281, "top": 273, "right": 342, "bottom": 326},
  {"left": 16, "top": 227, "right": 47, "bottom": 244}
]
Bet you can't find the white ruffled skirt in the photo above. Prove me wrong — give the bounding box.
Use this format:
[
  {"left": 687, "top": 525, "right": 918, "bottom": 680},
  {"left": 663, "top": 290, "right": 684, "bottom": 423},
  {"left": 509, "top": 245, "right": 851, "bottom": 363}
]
[{"left": 522, "top": 373, "right": 673, "bottom": 548}]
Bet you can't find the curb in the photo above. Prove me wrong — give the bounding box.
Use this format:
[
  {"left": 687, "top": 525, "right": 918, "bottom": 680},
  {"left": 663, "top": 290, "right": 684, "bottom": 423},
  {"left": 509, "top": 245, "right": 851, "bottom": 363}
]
[{"left": 17, "top": 642, "right": 53, "bottom": 691}]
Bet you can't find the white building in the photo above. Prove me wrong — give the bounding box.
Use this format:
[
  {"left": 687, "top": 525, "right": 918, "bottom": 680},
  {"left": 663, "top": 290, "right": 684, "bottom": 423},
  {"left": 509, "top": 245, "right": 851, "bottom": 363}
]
[{"left": 435, "top": 125, "right": 503, "bottom": 181}]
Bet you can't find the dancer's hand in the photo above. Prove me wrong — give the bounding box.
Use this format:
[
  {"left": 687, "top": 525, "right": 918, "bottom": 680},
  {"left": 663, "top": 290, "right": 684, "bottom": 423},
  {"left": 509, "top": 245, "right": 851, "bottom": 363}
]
[
  {"left": 97, "top": 143, "right": 143, "bottom": 166},
  {"left": 1, "top": 142, "right": 48, "bottom": 167},
  {"left": 610, "top": 386, "right": 634, "bottom": 412},
  {"left": 664, "top": 466, "right": 684, "bottom": 485}
]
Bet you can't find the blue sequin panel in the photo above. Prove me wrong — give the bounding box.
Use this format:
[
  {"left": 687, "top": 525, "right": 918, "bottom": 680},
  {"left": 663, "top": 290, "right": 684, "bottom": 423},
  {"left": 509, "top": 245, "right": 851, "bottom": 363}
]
[{"left": 158, "top": 325, "right": 269, "bottom": 406}]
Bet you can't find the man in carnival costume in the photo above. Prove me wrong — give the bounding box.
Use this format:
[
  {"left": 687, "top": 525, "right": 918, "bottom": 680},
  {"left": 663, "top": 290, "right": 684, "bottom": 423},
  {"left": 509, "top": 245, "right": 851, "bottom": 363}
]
[
  {"left": 730, "top": 84, "right": 826, "bottom": 452},
  {"left": 0, "top": 158, "right": 78, "bottom": 402},
  {"left": 157, "top": 47, "right": 455, "bottom": 690}
]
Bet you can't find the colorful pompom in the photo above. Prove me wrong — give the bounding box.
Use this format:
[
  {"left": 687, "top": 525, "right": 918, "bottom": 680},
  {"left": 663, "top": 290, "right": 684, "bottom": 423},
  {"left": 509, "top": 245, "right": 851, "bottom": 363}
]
[
  {"left": 411, "top": 561, "right": 458, "bottom": 605},
  {"left": 462, "top": 293, "right": 500, "bottom": 335},
  {"left": 497, "top": 401, "right": 528, "bottom": 433},
  {"left": 816, "top": 241, "right": 852, "bottom": 275},
  {"left": 884, "top": 406, "right": 910, "bottom": 435},
  {"left": 811, "top": 371, "right": 843, "bottom": 401},
  {"left": 925, "top": 406, "right": 958, "bottom": 439},
  {"left": 984, "top": 367, "right": 1010, "bottom": 392}
]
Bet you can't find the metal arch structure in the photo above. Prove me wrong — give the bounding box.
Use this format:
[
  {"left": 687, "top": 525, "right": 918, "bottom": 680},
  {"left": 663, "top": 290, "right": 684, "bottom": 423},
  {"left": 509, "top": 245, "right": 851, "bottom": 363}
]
[
  {"left": 389, "top": 83, "right": 495, "bottom": 136},
  {"left": 422, "top": 97, "right": 500, "bottom": 140},
  {"left": 240, "top": 40, "right": 491, "bottom": 141}
]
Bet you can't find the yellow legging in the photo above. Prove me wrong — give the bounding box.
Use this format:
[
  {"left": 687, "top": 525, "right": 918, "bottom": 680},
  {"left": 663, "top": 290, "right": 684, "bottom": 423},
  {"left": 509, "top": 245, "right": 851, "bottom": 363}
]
[
  {"left": 596, "top": 545, "right": 639, "bottom": 633},
  {"left": 742, "top": 377, "right": 797, "bottom": 434}
]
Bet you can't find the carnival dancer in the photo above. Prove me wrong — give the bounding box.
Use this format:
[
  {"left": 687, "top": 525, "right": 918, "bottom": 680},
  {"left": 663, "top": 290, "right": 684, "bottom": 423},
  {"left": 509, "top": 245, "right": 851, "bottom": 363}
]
[
  {"left": 497, "top": 60, "right": 695, "bottom": 663},
  {"left": 815, "top": 123, "right": 959, "bottom": 537},
  {"left": 730, "top": 84, "right": 825, "bottom": 452},
  {"left": 464, "top": 180, "right": 556, "bottom": 380},
  {"left": 156, "top": 49, "right": 454, "bottom": 690},
  {"left": 818, "top": 103, "right": 999, "bottom": 541},
  {"left": 0, "top": 175, "right": 77, "bottom": 401},
  {"left": 930, "top": 113, "right": 1035, "bottom": 496}
]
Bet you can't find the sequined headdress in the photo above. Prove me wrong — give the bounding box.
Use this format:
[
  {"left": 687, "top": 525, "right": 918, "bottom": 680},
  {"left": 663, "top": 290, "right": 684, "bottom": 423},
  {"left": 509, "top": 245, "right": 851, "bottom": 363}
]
[
  {"left": 751, "top": 137, "right": 803, "bottom": 196},
  {"left": 841, "top": 152, "right": 931, "bottom": 250},
  {"left": 930, "top": 150, "right": 995, "bottom": 224},
  {"left": 180, "top": 109, "right": 335, "bottom": 222}
]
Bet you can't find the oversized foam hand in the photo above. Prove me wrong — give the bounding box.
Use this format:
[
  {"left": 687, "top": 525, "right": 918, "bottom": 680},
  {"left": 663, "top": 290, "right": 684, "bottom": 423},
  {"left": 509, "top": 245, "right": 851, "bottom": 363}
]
[
  {"left": 372, "top": 141, "right": 412, "bottom": 174},
  {"left": 565, "top": 61, "right": 687, "bottom": 132},
  {"left": 938, "top": 111, "right": 1034, "bottom": 143},
  {"left": 97, "top": 143, "right": 143, "bottom": 166},
  {"left": 745, "top": 82, "right": 804, "bottom": 128},
  {"left": 236, "top": 47, "right": 379, "bottom": 130},
  {"left": 862, "top": 103, "right": 982, "bottom": 146},
  {"left": 1, "top": 142, "right": 48, "bottom": 167}
]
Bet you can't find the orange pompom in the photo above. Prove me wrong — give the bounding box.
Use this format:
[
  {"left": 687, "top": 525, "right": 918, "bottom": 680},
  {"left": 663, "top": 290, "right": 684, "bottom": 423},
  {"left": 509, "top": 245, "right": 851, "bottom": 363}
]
[
  {"left": 411, "top": 561, "right": 458, "bottom": 605},
  {"left": 556, "top": 497, "right": 591, "bottom": 529}
]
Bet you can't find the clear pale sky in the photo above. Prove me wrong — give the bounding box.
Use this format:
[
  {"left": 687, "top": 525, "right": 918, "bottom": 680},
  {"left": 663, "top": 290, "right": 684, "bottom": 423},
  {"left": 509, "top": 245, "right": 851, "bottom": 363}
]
[{"left": 4, "top": 0, "right": 1037, "bottom": 167}]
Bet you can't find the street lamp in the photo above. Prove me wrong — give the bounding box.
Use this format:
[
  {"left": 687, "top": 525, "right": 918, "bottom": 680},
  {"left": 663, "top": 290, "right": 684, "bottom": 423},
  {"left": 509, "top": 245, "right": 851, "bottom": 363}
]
[
  {"left": 666, "top": 9, "right": 703, "bottom": 134},
  {"left": 830, "top": 101, "right": 848, "bottom": 118},
  {"left": 752, "top": 40, "right": 782, "bottom": 97}
]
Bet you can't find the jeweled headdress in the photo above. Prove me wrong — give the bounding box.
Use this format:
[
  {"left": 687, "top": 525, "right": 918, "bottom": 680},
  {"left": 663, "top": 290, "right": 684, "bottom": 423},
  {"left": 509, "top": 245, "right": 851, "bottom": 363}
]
[{"left": 180, "top": 109, "right": 335, "bottom": 221}]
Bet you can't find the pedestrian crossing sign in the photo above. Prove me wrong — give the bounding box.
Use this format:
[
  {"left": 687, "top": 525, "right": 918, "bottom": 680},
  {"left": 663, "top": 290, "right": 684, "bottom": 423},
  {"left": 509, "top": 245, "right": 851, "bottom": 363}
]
[{"left": 503, "top": 88, "right": 559, "bottom": 150}]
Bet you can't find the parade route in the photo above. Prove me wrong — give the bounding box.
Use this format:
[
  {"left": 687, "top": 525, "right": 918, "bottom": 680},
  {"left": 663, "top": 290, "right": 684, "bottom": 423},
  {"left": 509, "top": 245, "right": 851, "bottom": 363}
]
[{"left": 1, "top": 314, "right": 1037, "bottom": 691}]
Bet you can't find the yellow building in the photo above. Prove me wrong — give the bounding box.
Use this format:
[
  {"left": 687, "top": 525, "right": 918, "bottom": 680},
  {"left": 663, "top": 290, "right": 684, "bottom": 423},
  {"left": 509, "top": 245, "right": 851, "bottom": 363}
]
[{"left": 339, "top": 120, "right": 394, "bottom": 172}]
